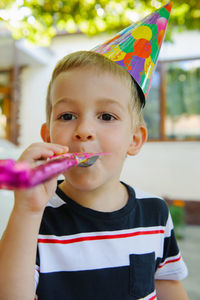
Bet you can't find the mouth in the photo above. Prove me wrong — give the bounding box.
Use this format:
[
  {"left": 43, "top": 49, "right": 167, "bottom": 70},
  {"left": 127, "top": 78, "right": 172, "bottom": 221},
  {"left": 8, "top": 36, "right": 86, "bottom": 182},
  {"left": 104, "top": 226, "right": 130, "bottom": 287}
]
[{"left": 79, "top": 155, "right": 99, "bottom": 168}]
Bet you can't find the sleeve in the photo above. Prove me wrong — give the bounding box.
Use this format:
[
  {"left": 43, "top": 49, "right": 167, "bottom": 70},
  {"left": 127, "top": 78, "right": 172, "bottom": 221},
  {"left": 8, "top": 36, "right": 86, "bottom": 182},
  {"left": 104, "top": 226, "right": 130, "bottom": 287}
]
[
  {"left": 155, "top": 210, "right": 188, "bottom": 281},
  {"left": 34, "top": 246, "right": 40, "bottom": 296}
]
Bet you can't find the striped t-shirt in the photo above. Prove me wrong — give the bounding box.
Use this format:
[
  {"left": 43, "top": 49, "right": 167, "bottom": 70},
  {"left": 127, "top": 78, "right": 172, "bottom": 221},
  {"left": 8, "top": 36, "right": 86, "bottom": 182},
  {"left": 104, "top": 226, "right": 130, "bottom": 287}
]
[{"left": 35, "top": 182, "right": 188, "bottom": 300}]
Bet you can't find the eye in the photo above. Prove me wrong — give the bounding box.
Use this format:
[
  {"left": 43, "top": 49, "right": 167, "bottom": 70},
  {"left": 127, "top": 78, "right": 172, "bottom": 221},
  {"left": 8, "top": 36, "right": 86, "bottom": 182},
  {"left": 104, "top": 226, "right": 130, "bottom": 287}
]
[
  {"left": 58, "top": 113, "right": 76, "bottom": 121},
  {"left": 99, "top": 113, "right": 117, "bottom": 121}
]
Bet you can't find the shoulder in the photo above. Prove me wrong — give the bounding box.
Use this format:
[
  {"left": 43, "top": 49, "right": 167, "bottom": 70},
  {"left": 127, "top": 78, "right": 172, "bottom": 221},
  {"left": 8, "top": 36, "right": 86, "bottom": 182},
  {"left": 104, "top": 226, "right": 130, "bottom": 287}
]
[
  {"left": 125, "top": 183, "right": 170, "bottom": 226},
  {"left": 134, "top": 188, "right": 168, "bottom": 213},
  {"left": 126, "top": 182, "right": 169, "bottom": 213}
]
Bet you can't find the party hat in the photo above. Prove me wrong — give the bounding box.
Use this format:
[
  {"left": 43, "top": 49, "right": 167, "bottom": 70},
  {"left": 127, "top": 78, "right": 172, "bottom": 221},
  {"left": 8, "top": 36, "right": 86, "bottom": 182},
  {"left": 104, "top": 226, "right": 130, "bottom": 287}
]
[{"left": 93, "top": 2, "right": 172, "bottom": 106}]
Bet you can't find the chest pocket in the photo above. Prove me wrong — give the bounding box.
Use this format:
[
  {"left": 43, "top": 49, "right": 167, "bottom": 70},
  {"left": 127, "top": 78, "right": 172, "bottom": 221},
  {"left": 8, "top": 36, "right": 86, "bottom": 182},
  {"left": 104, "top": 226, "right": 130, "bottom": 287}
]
[{"left": 129, "top": 252, "right": 155, "bottom": 299}]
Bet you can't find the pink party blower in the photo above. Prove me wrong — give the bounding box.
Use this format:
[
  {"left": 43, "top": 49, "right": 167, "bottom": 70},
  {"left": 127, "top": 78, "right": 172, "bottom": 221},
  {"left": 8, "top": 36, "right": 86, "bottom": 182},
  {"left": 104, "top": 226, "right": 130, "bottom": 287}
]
[{"left": 0, "top": 152, "right": 108, "bottom": 190}]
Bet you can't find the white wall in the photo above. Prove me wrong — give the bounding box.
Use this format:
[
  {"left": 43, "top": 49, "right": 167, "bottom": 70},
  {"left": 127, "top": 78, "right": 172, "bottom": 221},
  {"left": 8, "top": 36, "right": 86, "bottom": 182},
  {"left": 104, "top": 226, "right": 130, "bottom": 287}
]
[
  {"left": 18, "top": 33, "right": 200, "bottom": 201},
  {"left": 121, "top": 142, "right": 200, "bottom": 201},
  {"left": 160, "top": 31, "right": 200, "bottom": 61}
]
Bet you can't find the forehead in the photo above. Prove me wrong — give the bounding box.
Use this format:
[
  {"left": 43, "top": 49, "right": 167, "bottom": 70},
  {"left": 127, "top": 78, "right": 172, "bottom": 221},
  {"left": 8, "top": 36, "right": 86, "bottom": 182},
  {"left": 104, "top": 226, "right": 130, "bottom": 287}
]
[{"left": 50, "top": 67, "right": 131, "bottom": 107}]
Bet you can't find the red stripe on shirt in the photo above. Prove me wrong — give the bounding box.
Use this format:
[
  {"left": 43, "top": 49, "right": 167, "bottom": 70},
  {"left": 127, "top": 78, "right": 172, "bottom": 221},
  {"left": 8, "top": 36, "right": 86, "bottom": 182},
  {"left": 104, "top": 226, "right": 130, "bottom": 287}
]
[
  {"left": 149, "top": 294, "right": 157, "bottom": 300},
  {"left": 158, "top": 255, "right": 181, "bottom": 268},
  {"left": 38, "top": 229, "right": 164, "bottom": 244},
  {"left": 149, "top": 295, "right": 157, "bottom": 300}
]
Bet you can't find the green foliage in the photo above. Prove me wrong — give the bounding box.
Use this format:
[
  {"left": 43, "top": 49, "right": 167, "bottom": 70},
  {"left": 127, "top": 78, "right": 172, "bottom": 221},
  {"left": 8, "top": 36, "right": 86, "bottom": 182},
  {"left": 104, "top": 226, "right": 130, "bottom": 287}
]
[
  {"left": 0, "top": 0, "right": 200, "bottom": 45},
  {"left": 167, "top": 62, "right": 200, "bottom": 116},
  {"left": 169, "top": 202, "right": 186, "bottom": 240},
  {"left": 0, "top": 96, "right": 3, "bottom": 108}
]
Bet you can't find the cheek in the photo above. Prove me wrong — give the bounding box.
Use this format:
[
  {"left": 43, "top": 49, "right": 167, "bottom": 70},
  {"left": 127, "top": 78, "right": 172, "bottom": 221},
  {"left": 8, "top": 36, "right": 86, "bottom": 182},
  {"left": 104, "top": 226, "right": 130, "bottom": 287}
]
[
  {"left": 49, "top": 124, "right": 71, "bottom": 144},
  {"left": 99, "top": 127, "right": 132, "bottom": 151},
  {"left": 50, "top": 125, "right": 59, "bottom": 142}
]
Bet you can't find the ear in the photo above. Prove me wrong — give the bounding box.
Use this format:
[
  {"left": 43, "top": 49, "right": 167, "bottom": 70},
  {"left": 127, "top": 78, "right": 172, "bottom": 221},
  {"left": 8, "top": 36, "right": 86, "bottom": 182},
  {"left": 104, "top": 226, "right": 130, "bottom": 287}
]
[
  {"left": 127, "top": 126, "right": 148, "bottom": 156},
  {"left": 41, "top": 123, "right": 51, "bottom": 143}
]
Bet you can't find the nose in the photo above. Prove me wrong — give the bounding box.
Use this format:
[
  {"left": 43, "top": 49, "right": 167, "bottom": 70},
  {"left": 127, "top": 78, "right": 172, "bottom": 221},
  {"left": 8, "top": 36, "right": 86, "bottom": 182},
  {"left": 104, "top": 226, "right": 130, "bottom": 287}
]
[{"left": 73, "top": 120, "right": 95, "bottom": 142}]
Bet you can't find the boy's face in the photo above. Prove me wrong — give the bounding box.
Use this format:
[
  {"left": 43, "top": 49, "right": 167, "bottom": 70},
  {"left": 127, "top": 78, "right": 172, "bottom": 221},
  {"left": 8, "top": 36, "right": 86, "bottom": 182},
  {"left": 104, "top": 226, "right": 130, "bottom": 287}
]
[{"left": 42, "top": 67, "right": 147, "bottom": 191}]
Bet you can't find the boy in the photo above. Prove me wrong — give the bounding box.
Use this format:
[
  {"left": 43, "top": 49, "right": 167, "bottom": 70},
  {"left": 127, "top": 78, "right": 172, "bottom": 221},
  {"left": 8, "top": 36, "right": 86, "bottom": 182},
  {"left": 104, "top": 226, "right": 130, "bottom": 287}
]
[
  {"left": 0, "top": 4, "right": 189, "bottom": 300},
  {"left": 0, "top": 50, "right": 188, "bottom": 300}
]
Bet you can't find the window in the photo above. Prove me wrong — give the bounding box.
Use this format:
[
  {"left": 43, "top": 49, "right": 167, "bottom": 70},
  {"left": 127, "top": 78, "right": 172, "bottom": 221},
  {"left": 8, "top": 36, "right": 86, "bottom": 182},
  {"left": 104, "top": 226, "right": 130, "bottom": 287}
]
[
  {"left": 143, "top": 58, "right": 200, "bottom": 141},
  {"left": 0, "top": 71, "right": 11, "bottom": 139},
  {"left": 0, "top": 69, "right": 20, "bottom": 144}
]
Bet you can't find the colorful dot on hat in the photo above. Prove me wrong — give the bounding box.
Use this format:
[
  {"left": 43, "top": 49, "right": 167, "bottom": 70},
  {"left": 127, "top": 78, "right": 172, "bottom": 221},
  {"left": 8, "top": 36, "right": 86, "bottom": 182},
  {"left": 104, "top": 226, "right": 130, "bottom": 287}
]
[
  {"left": 133, "top": 39, "right": 152, "bottom": 59},
  {"left": 144, "top": 56, "right": 155, "bottom": 78},
  {"left": 157, "top": 17, "right": 168, "bottom": 32},
  {"left": 132, "top": 25, "right": 152, "bottom": 41},
  {"left": 105, "top": 45, "right": 126, "bottom": 61}
]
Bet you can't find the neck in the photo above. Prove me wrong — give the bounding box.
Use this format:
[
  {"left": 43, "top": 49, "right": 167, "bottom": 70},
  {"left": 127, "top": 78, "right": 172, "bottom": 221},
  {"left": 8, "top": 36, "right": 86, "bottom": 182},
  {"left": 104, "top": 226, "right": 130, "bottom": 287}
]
[{"left": 59, "top": 180, "right": 129, "bottom": 212}]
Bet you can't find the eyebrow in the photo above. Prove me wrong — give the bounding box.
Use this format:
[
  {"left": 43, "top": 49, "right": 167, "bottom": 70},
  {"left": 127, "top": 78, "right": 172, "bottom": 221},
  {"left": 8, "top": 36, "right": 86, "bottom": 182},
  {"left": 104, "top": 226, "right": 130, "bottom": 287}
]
[
  {"left": 52, "top": 98, "right": 75, "bottom": 108},
  {"left": 96, "top": 99, "right": 124, "bottom": 110},
  {"left": 52, "top": 97, "right": 125, "bottom": 110}
]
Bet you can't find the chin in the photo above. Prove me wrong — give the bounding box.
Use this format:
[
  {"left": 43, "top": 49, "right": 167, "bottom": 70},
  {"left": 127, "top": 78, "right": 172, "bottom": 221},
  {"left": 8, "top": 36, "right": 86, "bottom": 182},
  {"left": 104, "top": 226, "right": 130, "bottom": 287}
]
[
  {"left": 65, "top": 171, "right": 106, "bottom": 192},
  {"left": 69, "top": 180, "right": 101, "bottom": 192}
]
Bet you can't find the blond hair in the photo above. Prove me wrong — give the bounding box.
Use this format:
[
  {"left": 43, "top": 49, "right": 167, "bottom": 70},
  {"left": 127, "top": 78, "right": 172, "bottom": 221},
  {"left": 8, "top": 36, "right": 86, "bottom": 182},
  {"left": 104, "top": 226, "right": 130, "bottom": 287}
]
[{"left": 45, "top": 50, "right": 145, "bottom": 128}]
